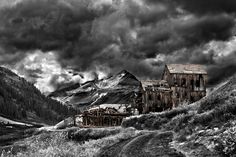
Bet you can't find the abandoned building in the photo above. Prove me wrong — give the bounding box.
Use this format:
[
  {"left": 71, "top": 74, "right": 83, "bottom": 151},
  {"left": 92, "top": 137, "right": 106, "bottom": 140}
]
[
  {"left": 162, "top": 64, "right": 207, "bottom": 107},
  {"left": 141, "top": 80, "right": 172, "bottom": 113},
  {"left": 81, "top": 107, "right": 130, "bottom": 127},
  {"left": 141, "top": 64, "right": 207, "bottom": 113}
]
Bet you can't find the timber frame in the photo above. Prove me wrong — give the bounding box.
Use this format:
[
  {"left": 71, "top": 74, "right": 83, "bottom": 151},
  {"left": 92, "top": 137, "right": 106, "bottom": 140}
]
[{"left": 81, "top": 107, "right": 130, "bottom": 127}]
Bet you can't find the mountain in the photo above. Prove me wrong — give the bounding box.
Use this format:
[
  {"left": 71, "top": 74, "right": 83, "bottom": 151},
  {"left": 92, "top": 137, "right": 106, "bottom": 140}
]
[
  {"left": 49, "top": 70, "right": 142, "bottom": 110},
  {"left": 0, "top": 66, "right": 73, "bottom": 125},
  {"left": 2, "top": 74, "right": 236, "bottom": 156}
]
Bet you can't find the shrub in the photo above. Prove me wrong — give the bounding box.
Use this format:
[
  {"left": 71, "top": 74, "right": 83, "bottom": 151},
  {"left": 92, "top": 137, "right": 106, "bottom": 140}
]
[
  {"left": 0, "top": 127, "right": 142, "bottom": 157},
  {"left": 68, "top": 127, "right": 121, "bottom": 142}
]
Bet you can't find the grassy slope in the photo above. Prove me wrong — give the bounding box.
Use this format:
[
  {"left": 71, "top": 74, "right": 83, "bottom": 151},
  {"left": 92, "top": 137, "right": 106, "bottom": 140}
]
[
  {"left": 0, "top": 127, "right": 144, "bottom": 156},
  {"left": 1, "top": 75, "right": 236, "bottom": 156},
  {"left": 121, "top": 74, "right": 236, "bottom": 156}
]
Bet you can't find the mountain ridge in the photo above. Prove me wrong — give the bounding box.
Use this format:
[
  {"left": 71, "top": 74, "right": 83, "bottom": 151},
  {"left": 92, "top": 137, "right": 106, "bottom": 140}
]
[{"left": 49, "top": 70, "right": 142, "bottom": 110}]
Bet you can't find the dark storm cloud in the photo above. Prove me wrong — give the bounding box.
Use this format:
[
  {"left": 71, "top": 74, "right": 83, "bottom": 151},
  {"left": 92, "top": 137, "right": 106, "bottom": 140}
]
[
  {"left": 147, "top": 0, "right": 236, "bottom": 14},
  {"left": 190, "top": 49, "right": 236, "bottom": 85},
  {"left": 0, "top": 0, "right": 115, "bottom": 52},
  {"left": 175, "top": 14, "right": 234, "bottom": 45},
  {"left": 0, "top": 0, "right": 175, "bottom": 63},
  {"left": 175, "top": 0, "right": 236, "bottom": 15},
  {"left": 126, "top": 0, "right": 176, "bottom": 26},
  {"left": 206, "top": 52, "right": 236, "bottom": 85},
  {"left": 0, "top": 50, "right": 26, "bottom": 65},
  {"left": 0, "top": 0, "right": 236, "bottom": 88},
  {"left": 137, "top": 14, "right": 234, "bottom": 58},
  {"left": 163, "top": 44, "right": 236, "bottom": 86},
  {"left": 208, "top": 64, "right": 236, "bottom": 85}
]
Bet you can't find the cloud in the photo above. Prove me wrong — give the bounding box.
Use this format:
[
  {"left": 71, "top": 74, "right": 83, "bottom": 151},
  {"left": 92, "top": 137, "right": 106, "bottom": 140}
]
[
  {"left": 0, "top": 0, "right": 236, "bottom": 92},
  {"left": 160, "top": 37, "right": 236, "bottom": 85},
  {"left": 13, "top": 50, "right": 108, "bottom": 93},
  {"left": 174, "top": 0, "right": 236, "bottom": 15}
]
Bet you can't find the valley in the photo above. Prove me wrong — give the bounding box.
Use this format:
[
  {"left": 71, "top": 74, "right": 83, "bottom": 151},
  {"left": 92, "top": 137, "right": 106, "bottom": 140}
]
[{"left": 1, "top": 71, "right": 236, "bottom": 156}]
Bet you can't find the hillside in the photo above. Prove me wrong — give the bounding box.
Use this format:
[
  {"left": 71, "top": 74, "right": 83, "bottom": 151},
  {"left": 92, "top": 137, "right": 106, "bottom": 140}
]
[
  {"left": 119, "top": 74, "right": 236, "bottom": 156},
  {"left": 50, "top": 70, "right": 142, "bottom": 110},
  {"left": 3, "top": 74, "right": 235, "bottom": 157},
  {"left": 1, "top": 74, "right": 236, "bottom": 156},
  {"left": 0, "top": 66, "right": 74, "bottom": 125}
]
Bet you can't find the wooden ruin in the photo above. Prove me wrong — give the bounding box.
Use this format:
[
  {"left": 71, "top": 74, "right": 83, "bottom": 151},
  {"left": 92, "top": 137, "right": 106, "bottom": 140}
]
[
  {"left": 141, "top": 64, "right": 207, "bottom": 113},
  {"left": 141, "top": 80, "right": 172, "bottom": 113},
  {"left": 81, "top": 107, "right": 130, "bottom": 127},
  {"left": 162, "top": 64, "right": 207, "bottom": 107}
]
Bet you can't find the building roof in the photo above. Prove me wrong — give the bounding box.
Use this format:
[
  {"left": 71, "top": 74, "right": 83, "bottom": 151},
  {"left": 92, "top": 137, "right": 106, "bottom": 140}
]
[
  {"left": 166, "top": 64, "right": 207, "bottom": 74},
  {"left": 141, "top": 80, "right": 170, "bottom": 91},
  {"left": 89, "top": 104, "right": 130, "bottom": 113}
]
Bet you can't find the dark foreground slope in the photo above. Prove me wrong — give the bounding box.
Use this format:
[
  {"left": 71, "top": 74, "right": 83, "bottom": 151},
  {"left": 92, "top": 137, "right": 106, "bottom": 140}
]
[
  {"left": 0, "top": 67, "right": 73, "bottom": 124},
  {"left": 50, "top": 70, "right": 142, "bottom": 110}
]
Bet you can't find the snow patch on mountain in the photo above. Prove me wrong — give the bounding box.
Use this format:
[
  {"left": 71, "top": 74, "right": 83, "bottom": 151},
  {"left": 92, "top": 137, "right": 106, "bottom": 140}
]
[
  {"left": 91, "top": 93, "right": 108, "bottom": 105},
  {"left": 96, "top": 72, "right": 126, "bottom": 89}
]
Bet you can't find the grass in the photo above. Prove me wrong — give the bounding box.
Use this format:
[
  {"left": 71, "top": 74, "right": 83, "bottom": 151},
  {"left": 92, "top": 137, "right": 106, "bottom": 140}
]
[
  {"left": 0, "top": 127, "right": 143, "bottom": 157},
  {"left": 122, "top": 106, "right": 189, "bottom": 130},
  {"left": 2, "top": 75, "right": 236, "bottom": 156},
  {"left": 120, "top": 74, "right": 236, "bottom": 156}
]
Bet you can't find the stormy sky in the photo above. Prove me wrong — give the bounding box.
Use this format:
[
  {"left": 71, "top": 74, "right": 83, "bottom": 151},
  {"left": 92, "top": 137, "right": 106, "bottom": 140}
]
[{"left": 0, "top": 0, "right": 236, "bottom": 93}]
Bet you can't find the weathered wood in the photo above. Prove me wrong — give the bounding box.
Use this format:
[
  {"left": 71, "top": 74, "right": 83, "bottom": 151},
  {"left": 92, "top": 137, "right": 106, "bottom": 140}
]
[
  {"left": 163, "top": 65, "right": 207, "bottom": 107},
  {"left": 80, "top": 107, "right": 130, "bottom": 127},
  {"left": 141, "top": 80, "right": 173, "bottom": 113},
  {"left": 141, "top": 64, "right": 207, "bottom": 113}
]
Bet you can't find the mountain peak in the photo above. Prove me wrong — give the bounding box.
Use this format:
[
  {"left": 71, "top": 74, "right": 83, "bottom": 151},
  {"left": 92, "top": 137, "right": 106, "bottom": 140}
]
[
  {"left": 50, "top": 69, "right": 141, "bottom": 107},
  {"left": 115, "top": 70, "right": 135, "bottom": 79},
  {"left": 114, "top": 70, "right": 140, "bottom": 86},
  {"left": 119, "top": 69, "right": 129, "bottom": 74},
  {"left": 117, "top": 69, "right": 133, "bottom": 76}
]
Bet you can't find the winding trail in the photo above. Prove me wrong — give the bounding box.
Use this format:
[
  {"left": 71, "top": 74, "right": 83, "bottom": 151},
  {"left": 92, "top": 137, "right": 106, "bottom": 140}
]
[{"left": 98, "top": 131, "right": 185, "bottom": 157}]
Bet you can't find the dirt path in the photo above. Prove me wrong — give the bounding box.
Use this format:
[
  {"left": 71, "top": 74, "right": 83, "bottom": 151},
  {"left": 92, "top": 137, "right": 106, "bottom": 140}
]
[{"left": 98, "top": 131, "right": 185, "bottom": 157}]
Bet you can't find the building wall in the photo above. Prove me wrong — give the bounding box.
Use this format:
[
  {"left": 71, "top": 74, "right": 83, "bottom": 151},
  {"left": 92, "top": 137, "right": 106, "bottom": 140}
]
[
  {"left": 162, "top": 68, "right": 207, "bottom": 107},
  {"left": 142, "top": 89, "right": 172, "bottom": 113},
  {"left": 82, "top": 109, "right": 129, "bottom": 127},
  {"left": 82, "top": 115, "right": 125, "bottom": 127},
  {"left": 141, "top": 68, "right": 207, "bottom": 113},
  {"left": 163, "top": 69, "right": 207, "bottom": 90}
]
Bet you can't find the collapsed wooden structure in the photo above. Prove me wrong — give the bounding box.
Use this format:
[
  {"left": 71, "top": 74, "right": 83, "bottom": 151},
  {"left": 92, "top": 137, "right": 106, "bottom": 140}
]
[{"left": 81, "top": 107, "right": 130, "bottom": 127}]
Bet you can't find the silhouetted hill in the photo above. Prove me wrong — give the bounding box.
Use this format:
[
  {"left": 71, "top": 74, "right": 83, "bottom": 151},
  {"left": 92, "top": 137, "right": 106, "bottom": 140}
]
[{"left": 0, "top": 66, "right": 74, "bottom": 125}]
